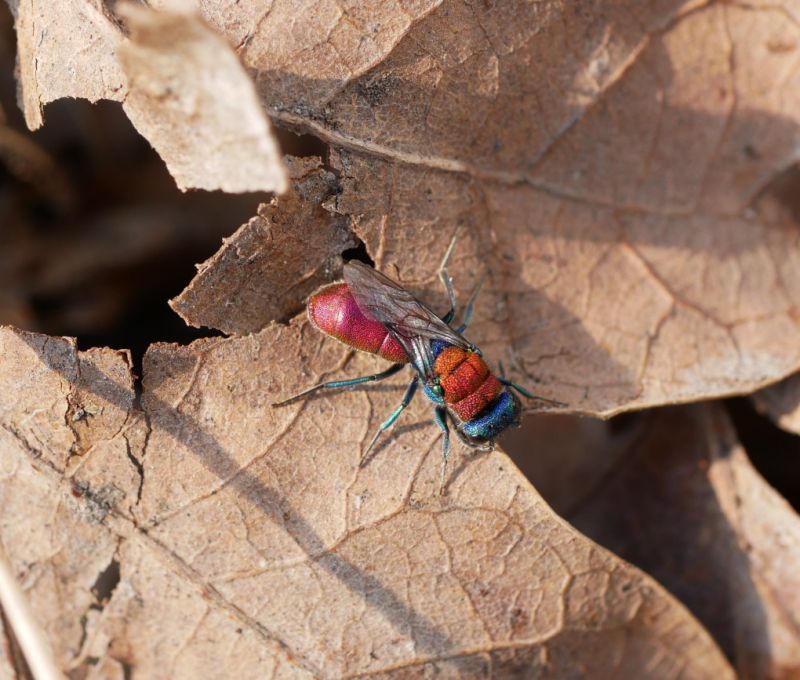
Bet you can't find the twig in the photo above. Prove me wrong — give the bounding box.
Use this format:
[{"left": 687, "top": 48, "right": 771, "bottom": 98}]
[{"left": 0, "top": 544, "right": 62, "bottom": 680}]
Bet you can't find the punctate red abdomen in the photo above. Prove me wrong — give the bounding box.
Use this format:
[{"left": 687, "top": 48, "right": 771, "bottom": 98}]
[
  {"left": 433, "top": 346, "right": 502, "bottom": 421},
  {"left": 308, "top": 283, "right": 408, "bottom": 363}
]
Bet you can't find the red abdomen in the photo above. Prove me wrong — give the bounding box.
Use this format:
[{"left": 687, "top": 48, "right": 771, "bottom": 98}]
[
  {"left": 434, "top": 346, "right": 502, "bottom": 421},
  {"left": 308, "top": 283, "right": 408, "bottom": 363}
]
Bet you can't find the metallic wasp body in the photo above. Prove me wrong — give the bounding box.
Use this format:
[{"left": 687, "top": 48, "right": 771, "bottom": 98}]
[{"left": 274, "top": 242, "right": 560, "bottom": 488}]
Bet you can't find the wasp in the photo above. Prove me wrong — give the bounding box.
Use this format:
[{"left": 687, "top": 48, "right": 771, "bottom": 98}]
[{"left": 273, "top": 238, "right": 563, "bottom": 490}]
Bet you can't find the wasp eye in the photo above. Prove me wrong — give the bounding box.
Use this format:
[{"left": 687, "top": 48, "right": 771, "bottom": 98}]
[{"left": 432, "top": 384, "right": 444, "bottom": 396}]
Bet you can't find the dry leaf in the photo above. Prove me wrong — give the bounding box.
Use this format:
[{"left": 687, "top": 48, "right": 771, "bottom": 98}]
[
  {"left": 519, "top": 405, "right": 800, "bottom": 679},
  {"left": 5, "top": 0, "right": 126, "bottom": 129},
  {"left": 4, "top": 2, "right": 800, "bottom": 677},
  {"left": 5, "top": 1, "right": 287, "bottom": 193},
  {"left": 0, "top": 325, "right": 734, "bottom": 677},
  {"left": 117, "top": 4, "right": 287, "bottom": 193},
  {"left": 0, "top": 70, "right": 271, "bottom": 341},
  {"left": 170, "top": 156, "right": 356, "bottom": 334},
  {"left": 752, "top": 375, "right": 800, "bottom": 435},
  {"left": 338, "top": 2, "right": 789, "bottom": 412},
  {"left": 8, "top": 1, "right": 800, "bottom": 412},
  {"left": 141, "top": 1, "right": 800, "bottom": 417}
]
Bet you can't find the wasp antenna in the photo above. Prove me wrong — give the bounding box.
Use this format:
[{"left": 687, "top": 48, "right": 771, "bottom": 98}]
[
  {"left": 439, "top": 231, "right": 468, "bottom": 325},
  {"left": 454, "top": 275, "right": 484, "bottom": 334}
]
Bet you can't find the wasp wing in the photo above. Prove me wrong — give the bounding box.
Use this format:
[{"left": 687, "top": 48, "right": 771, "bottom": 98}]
[{"left": 343, "top": 261, "right": 472, "bottom": 380}]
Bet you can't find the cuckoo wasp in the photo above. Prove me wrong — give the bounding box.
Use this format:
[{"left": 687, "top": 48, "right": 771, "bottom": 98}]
[{"left": 273, "top": 238, "right": 563, "bottom": 490}]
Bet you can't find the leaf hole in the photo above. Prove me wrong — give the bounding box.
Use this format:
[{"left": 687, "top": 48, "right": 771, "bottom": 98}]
[
  {"left": 0, "top": 95, "right": 270, "bottom": 378},
  {"left": 91, "top": 558, "right": 121, "bottom": 604},
  {"left": 341, "top": 237, "right": 374, "bottom": 266},
  {"left": 725, "top": 397, "right": 800, "bottom": 512},
  {"left": 273, "top": 126, "right": 328, "bottom": 159},
  {"left": 606, "top": 411, "right": 641, "bottom": 436}
]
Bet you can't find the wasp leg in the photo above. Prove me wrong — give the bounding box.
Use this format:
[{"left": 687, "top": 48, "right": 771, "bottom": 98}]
[
  {"left": 439, "top": 271, "right": 458, "bottom": 325},
  {"left": 359, "top": 377, "right": 419, "bottom": 468},
  {"left": 455, "top": 277, "right": 484, "bottom": 334},
  {"left": 438, "top": 233, "right": 460, "bottom": 324},
  {"left": 499, "top": 377, "right": 567, "bottom": 408},
  {"left": 437, "top": 231, "right": 486, "bottom": 335},
  {"left": 272, "top": 363, "right": 405, "bottom": 407},
  {"left": 434, "top": 406, "right": 451, "bottom": 494},
  {"left": 450, "top": 418, "right": 494, "bottom": 451},
  {"left": 440, "top": 276, "right": 457, "bottom": 324}
]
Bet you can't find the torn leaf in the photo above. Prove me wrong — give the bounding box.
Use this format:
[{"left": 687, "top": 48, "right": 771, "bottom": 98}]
[
  {"left": 0, "top": 325, "right": 734, "bottom": 677},
  {"left": 5, "top": 0, "right": 126, "bottom": 129},
  {"left": 522, "top": 405, "right": 800, "bottom": 678},
  {"left": 117, "top": 4, "right": 287, "bottom": 193},
  {"left": 170, "top": 156, "right": 356, "bottom": 334},
  {"left": 753, "top": 374, "right": 800, "bottom": 435}
]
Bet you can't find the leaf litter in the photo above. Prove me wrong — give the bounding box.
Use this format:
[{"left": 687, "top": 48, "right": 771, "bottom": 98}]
[
  {"left": 506, "top": 406, "right": 800, "bottom": 678},
  {"left": 1, "top": 0, "right": 800, "bottom": 678},
  {"left": 0, "top": 326, "right": 734, "bottom": 677}
]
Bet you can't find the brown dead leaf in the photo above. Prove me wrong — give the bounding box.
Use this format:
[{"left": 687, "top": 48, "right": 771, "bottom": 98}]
[
  {"left": 753, "top": 375, "right": 800, "bottom": 435},
  {"left": 6, "top": 1, "right": 287, "bottom": 193},
  {"left": 517, "top": 405, "right": 800, "bottom": 679},
  {"left": 501, "top": 413, "right": 644, "bottom": 519},
  {"left": 7, "top": 1, "right": 800, "bottom": 411},
  {"left": 0, "top": 325, "right": 734, "bottom": 678},
  {"left": 5, "top": 0, "right": 126, "bottom": 129},
  {"left": 0, "top": 73, "right": 272, "bottom": 341},
  {"left": 170, "top": 156, "right": 356, "bottom": 334},
  {"left": 117, "top": 3, "right": 287, "bottom": 193},
  {"left": 4, "top": 2, "right": 800, "bottom": 677},
  {"left": 150, "top": 1, "right": 800, "bottom": 415}
]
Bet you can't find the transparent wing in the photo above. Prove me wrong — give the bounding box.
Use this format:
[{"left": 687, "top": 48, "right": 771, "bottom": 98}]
[{"left": 343, "top": 261, "right": 472, "bottom": 380}]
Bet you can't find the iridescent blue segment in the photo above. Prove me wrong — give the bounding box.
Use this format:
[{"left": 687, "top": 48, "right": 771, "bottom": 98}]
[
  {"left": 431, "top": 339, "right": 449, "bottom": 359},
  {"left": 424, "top": 339, "right": 451, "bottom": 405},
  {"left": 461, "top": 390, "right": 519, "bottom": 441},
  {"left": 422, "top": 382, "right": 446, "bottom": 405}
]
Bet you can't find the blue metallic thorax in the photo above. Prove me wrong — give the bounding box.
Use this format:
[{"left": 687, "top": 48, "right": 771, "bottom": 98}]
[
  {"left": 424, "top": 340, "right": 520, "bottom": 442},
  {"left": 430, "top": 339, "right": 449, "bottom": 359},
  {"left": 422, "top": 340, "right": 450, "bottom": 406},
  {"left": 421, "top": 382, "right": 445, "bottom": 405},
  {"left": 421, "top": 339, "right": 451, "bottom": 405}
]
